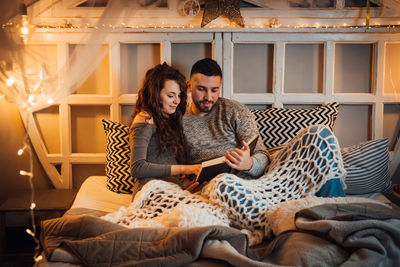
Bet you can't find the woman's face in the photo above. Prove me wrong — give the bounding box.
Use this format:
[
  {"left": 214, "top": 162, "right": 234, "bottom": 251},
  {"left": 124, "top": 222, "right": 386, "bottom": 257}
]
[{"left": 160, "top": 79, "right": 181, "bottom": 115}]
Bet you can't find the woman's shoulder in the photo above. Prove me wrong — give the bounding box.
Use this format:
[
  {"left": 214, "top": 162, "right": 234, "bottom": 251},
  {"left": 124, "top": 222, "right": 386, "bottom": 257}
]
[{"left": 132, "top": 111, "right": 154, "bottom": 125}]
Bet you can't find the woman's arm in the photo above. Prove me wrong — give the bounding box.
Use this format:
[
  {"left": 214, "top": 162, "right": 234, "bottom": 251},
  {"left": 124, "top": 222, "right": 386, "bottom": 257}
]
[
  {"left": 130, "top": 121, "right": 170, "bottom": 178},
  {"left": 130, "top": 112, "right": 200, "bottom": 179}
]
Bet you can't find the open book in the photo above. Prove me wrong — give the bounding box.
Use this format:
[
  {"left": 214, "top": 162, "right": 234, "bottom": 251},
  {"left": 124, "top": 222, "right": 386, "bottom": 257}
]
[{"left": 195, "top": 134, "right": 259, "bottom": 184}]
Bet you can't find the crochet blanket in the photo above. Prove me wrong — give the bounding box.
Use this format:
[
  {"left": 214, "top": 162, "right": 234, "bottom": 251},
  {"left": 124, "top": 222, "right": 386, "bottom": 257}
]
[
  {"left": 102, "top": 180, "right": 390, "bottom": 246},
  {"left": 102, "top": 125, "right": 348, "bottom": 246}
]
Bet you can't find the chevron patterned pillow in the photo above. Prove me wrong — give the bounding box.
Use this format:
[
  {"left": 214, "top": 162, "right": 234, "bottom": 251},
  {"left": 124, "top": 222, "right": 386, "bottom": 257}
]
[
  {"left": 342, "top": 138, "right": 393, "bottom": 195},
  {"left": 102, "top": 119, "right": 133, "bottom": 194},
  {"left": 251, "top": 102, "right": 339, "bottom": 149}
]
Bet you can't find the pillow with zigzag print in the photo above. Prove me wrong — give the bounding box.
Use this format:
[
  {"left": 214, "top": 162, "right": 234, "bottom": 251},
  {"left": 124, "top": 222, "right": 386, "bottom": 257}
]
[
  {"left": 102, "top": 119, "right": 133, "bottom": 194},
  {"left": 250, "top": 102, "right": 339, "bottom": 150}
]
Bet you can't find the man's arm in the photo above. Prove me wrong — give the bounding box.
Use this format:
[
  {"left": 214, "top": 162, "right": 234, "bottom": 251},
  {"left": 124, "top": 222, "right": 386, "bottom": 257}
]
[{"left": 227, "top": 101, "right": 270, "bottom": 177}]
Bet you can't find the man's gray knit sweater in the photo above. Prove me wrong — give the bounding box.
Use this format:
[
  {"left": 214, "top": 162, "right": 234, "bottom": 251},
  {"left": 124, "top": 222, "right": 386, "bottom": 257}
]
[{"left": 183, "top": 98, "right": 269, "bottom": 178}]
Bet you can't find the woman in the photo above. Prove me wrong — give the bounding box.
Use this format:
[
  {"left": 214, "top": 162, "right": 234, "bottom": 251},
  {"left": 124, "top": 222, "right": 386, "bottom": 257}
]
[{"left": 129, "top": 62, "right": 201, "bottom": 197}]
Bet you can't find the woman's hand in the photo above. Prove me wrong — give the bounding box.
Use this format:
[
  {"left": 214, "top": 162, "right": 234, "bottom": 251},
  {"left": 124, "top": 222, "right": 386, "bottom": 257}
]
[
  {"left": 186, "top": 164, "right": 202, "bottom": 176},
  {"left": 171, "top": 164, "right": 202, "bottom": 177}
]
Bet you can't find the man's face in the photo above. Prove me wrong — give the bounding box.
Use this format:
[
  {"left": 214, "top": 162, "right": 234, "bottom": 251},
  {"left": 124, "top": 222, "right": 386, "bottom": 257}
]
[{"left": 189, "top": 73, "right": 221, "bottom": 116}]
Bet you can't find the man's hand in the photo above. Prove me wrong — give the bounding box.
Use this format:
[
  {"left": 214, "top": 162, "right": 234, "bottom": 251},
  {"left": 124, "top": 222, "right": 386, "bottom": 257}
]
[{"left": 225, "top": 140, "right": 253, "bottom": 171}]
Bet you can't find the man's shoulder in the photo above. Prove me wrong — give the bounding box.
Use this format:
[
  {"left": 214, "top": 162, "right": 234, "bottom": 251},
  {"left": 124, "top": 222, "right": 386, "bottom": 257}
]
[{"left": 219, "top": 98, "right": 249, "bottom": 112}]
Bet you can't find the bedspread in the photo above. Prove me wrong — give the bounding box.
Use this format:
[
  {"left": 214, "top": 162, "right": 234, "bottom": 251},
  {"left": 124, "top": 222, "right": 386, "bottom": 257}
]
[{"left": 40, "top": 202, "right": 400, "bottom": 266}]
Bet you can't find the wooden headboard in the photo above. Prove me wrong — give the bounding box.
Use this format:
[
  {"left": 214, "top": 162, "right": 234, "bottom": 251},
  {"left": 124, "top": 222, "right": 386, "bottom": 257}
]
[{"left": 23, "top": 30, "right": 400, "bottom": 189}]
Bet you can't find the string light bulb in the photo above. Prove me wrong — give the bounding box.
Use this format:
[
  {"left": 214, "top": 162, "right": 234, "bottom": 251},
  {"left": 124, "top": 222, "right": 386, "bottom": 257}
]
[
  {"left": 34, "top": 255, "right": 43, "bottom": 262},
  {"left": 6, "top": 76, "right": 15, "bottom": 87},
  {"left": 27, "top": 94, "right": 36, "bottom": 105},
  {"left": 17, "top": 145, "right": 27, "bottom": 155},
  {"left": 15, "top": 4, "right": 36, "bottom": 44},
  {"left": 19, "top": 170, "right": 33, "bottom": 177},
  {"left": 26, "top": 228, "right": 35, "bottom": 237}
]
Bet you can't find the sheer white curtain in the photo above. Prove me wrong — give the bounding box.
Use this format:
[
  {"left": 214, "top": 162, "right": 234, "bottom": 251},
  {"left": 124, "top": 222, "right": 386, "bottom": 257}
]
[{"left": 0, "top": 0, "right": 142, "bottom": 112}]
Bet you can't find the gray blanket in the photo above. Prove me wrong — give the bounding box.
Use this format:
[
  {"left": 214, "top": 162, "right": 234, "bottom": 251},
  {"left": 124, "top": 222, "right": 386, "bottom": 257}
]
[{"left": 41, "top": 202, "right": 400, "bottom": 266}]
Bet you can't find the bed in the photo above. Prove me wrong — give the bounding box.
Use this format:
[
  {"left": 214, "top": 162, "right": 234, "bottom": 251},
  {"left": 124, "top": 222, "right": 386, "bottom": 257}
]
[
  {"left": 38, "top": 103, "right": 400, "bottom": 266},
  {"left": 39, "top": 175, "right": 400, "bottom": 266}
]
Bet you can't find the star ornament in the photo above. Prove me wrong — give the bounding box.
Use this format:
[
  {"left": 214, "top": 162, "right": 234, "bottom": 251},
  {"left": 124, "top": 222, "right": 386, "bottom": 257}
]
[{"left": 201, "top": 0, "right": 245, "bottom": 28}]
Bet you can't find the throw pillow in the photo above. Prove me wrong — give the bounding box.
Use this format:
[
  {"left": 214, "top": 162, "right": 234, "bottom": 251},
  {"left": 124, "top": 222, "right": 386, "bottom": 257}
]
[
  {"left": 102, "top": 119, "right": 133, "bottom": 194},
  {"left": 251, "top": 102, "right": 339, "bottom": 149},
  {"left": 341, "top": 138, "right": 393, "bottom": 195}
]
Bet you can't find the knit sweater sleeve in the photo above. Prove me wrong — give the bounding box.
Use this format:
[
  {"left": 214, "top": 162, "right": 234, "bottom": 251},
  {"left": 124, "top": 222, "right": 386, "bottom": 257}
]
[
  {"left": 129, "top": 122, "right": 171, "bottom": 179},
  {"left": 227, "top": 100, "right": 270, "bottom": 177}
]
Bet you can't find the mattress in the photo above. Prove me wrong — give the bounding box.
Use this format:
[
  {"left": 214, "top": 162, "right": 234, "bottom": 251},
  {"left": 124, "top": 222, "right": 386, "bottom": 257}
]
[{"left": 70, "top": 176, "right": 131, "bottom": 213}]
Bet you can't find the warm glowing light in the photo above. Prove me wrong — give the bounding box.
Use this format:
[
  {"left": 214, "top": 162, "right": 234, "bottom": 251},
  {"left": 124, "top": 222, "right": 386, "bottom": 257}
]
[
  {"left": 26, "top": 228, "right": 35, "bottom": 236},
  {"left": 6, "top": 76, "right": 15, "bottom": 86},
  {"left": 33, "top": 83, "right": 40, "bottom": 92},
  {"left": 18, "top": 148, "right": 24, "bottom": 155},
  {"left": 17, "top": 15, "right": 35, "bottom": 43},
  {"left": 21, "top": 26, "right": 29, "bottom": 35},
  {"left": 28, "top": 94, "right": 35, "bottom": 105},
  {"left": 34, "top": 255, "right": 43, "bottom": 262},
  {"left": 47, "top": 98, "right": 54, "bottom": 105},
  {"left": 20, "top": 170, "right": 33, "bottom": 177},
  {"left": 30, "top": 203, "right": 36, "bottom": 209}
]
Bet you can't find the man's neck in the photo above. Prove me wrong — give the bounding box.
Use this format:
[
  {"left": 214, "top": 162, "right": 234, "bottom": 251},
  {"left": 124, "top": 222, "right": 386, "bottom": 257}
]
[{"left": 191, "top": 104, "right": 207, "bottom": 117}]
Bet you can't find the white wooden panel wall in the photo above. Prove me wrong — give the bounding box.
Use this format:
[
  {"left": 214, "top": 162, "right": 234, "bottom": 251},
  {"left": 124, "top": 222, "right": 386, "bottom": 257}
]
[
  {"left": 27, "top": 32, "right": 216, "bottom": 188},
  {"left": 26, "top": 31, "right": 400, "bottom": 189}
]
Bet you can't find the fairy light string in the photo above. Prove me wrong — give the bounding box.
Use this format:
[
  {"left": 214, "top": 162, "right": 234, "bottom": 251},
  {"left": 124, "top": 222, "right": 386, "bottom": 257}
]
[
  {"left": 365, "top": 0, "right": 371, "bottom": 32},
  {"left": 2, "top": 60, "right": 45, "bottom": 264},
  {"left": 18, "top": 112, "right": 42, "bottom": 264}
]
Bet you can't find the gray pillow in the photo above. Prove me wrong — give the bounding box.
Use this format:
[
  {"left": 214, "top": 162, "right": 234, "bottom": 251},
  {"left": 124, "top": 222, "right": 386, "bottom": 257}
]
[{"left": 342, "top": 138, "right": 393, "bottom": 195}]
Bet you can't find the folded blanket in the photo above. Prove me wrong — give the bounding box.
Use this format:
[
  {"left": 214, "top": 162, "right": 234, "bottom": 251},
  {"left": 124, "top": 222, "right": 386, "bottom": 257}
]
[
  {"left": 41, "top": 215, "right": 248, "bottom": 266},
  {"left": 295, "top": 202, "right": 400, "bottom": 266},
  {"left": 248, "top": 202, "right": 400, "bottom": 267},
  {"left": 41, "top": 201, "right": 400, "bottom": 266},
  {"left": 264, "top": 195, "right": 390, "bottom": 237}
]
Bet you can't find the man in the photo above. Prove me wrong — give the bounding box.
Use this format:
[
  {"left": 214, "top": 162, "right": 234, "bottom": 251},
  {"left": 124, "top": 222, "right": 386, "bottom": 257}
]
[
  {"left": 183, "top": 58, "right": 345, "bottom": 198},
  {"left": 183, "top": 58, "right": 270, "bottom": 183}
]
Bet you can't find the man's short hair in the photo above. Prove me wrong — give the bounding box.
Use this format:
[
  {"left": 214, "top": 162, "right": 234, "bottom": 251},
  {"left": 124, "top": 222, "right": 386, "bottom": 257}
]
[{"left": 190, "top": 58, "right": 222, "bottom": 78}]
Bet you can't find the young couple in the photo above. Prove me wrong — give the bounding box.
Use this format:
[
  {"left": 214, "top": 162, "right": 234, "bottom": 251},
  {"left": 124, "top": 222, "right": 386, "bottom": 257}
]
[{"left": 128, "top": 58, "right": 346, "bottom": 231}]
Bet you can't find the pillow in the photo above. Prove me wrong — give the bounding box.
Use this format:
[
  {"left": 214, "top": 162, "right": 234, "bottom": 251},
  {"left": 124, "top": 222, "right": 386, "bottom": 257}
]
[
  {"left": 102, "top": 119, "right": 133, "bottom": 194},
  {"left": 341, "top": 138, "right": 393, "bottom": 195},
  {"left": 251, "top": 102, "right": 339, "bottom": 149}
]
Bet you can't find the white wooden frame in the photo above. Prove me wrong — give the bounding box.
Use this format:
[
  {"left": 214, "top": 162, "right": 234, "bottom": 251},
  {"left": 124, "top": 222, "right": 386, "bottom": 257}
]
[
  {"left": 27, "top": 31, "right": 218, "bottom": 188},
  {"left": 25, "top": 30, "right": 400, "bottom": 189},
  {"left": 222, "top": 31, "right": 400, "bottom": 176}
]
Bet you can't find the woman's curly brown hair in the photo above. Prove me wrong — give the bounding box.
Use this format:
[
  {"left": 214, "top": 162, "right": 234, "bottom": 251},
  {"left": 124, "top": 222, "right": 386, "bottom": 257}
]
[{"left": 133, "top": 62, "right": 188, "bottom": 163}]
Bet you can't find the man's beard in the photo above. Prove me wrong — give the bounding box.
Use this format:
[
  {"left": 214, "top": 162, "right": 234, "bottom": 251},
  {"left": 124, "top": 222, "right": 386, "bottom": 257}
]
[{"left": 194, "top": 99, "right": 215, "bottom": 113}]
